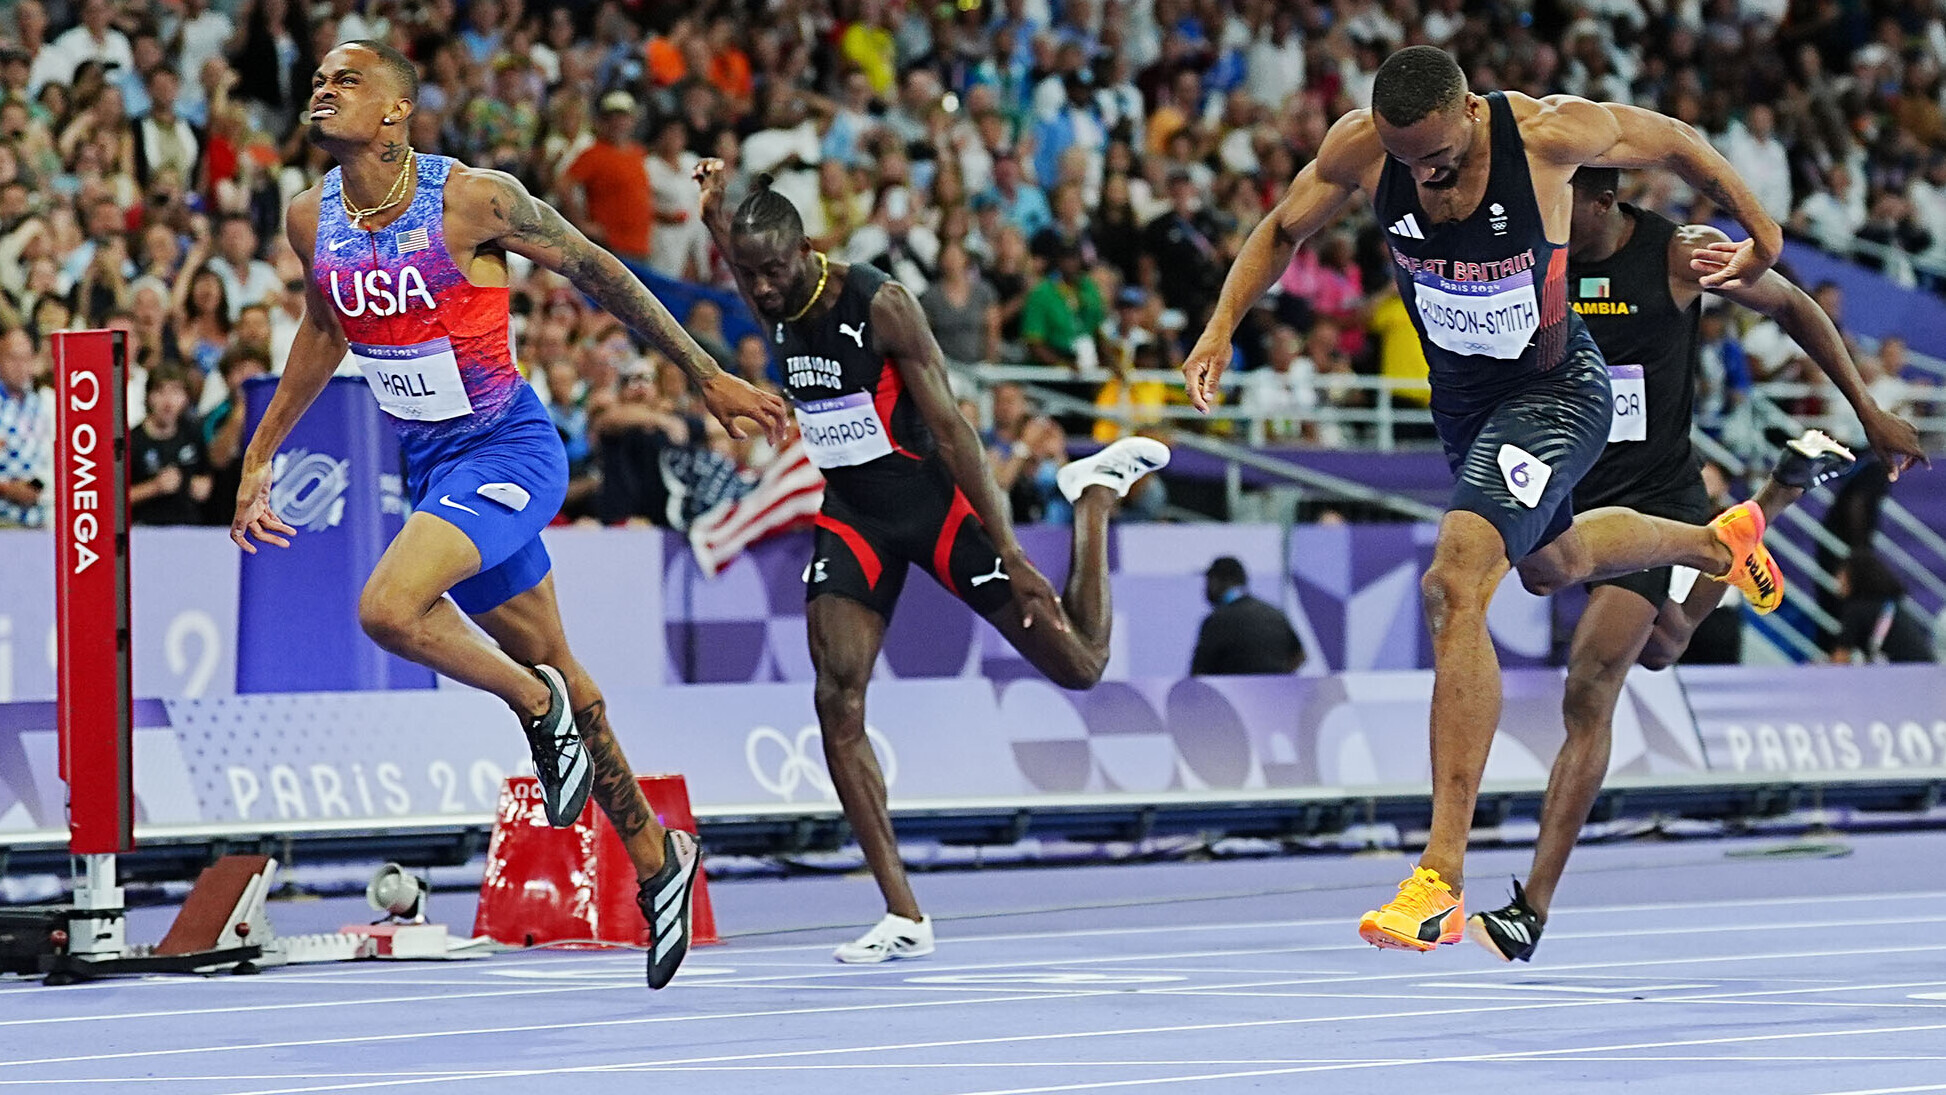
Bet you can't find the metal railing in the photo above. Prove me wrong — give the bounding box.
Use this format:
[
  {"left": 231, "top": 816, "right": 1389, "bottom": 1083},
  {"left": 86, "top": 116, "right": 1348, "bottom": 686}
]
[{"left": 961, "top": 364, "right": 1443, "bottom": 521}]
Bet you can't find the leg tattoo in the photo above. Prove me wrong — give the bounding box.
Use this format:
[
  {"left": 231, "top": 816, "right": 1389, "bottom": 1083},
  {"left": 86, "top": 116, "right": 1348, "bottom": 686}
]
[{"left": 577, "top": 700, "right": 656, "bottom": 844}]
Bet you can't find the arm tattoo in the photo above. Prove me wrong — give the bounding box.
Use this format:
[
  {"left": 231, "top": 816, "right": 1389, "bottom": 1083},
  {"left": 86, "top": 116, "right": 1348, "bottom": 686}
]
[
  {"left": 575, "top": 700, "right": 656, "bottom": 843},
  {"left": 487, "top": 175, "right": 722, "bottom": 383},
  {"left": 380, "top": 140, "right": 405, "bottom": 163}
]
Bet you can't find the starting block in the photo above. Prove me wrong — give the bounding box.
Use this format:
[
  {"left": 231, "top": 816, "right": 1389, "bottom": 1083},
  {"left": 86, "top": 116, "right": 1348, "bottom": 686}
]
[{"left": 474, "top": 774, "right": 719, "bottom": 948}]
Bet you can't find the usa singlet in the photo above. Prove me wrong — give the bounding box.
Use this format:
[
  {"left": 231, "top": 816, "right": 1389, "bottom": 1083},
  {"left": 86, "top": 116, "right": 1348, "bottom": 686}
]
[
  {"left": 313, "top": 153, "right": 527, "bottom": 468},
  {"left": 312, "top": 152, "right": 567, "bottom": 614}
]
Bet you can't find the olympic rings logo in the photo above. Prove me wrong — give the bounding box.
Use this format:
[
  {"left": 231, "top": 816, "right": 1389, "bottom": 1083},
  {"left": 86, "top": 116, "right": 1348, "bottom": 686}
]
[{"left": 744, "top": 724, "right": 899, "bottom": 801}]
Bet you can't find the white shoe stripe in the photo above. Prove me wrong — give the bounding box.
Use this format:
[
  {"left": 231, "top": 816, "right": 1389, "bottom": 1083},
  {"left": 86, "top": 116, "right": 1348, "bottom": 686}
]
[
  {"left": 654, "top": 875, "right": 690, "bottom": 920},
  {"left": 655, "top": 880, "right": 690, "bottom": 931},
  {"left": 654, "top": 921, "right": 685, "bottom": 962}
]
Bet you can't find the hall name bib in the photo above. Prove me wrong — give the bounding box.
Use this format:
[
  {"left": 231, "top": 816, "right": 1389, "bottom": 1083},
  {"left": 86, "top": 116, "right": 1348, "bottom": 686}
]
[
  {"left": 1606, "top": 363, "right": 1647, "bottom": 442},
  {"left": 1413, "top": 268, "right": 1539, "bottom": 360},
  {"left": 795, "top": 391, "right": 893, "bottom": 468},
  {"left": 350, "top": 337, "right": 473, "bottom": 422}
]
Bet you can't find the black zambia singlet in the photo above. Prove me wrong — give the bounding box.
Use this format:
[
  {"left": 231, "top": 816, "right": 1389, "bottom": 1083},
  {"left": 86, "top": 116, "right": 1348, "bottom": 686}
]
[
  {"left": 1567, "top": 205, "right": 1705, "bottom": 508},
  {"left": 774, "top": 262, "right": 938, "bottom": 505},
  {"left": 1373, "top": 91, "right": 1585, "bottom": 417}
]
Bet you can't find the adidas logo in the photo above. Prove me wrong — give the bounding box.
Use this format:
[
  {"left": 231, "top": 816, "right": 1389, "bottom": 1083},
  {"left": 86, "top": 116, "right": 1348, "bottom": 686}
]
[
  {"left": 1387, "top": 214, "right": 1425, "bottom": 239},
  {"left": 1498, "top": 917, "right": 1531, "bottom": 945}
]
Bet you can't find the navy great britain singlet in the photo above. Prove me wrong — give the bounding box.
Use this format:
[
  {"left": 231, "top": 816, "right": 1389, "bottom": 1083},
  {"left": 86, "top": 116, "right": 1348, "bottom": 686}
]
[{"left": 1373, "top": 92, "right": 1591, "bottom": 417}]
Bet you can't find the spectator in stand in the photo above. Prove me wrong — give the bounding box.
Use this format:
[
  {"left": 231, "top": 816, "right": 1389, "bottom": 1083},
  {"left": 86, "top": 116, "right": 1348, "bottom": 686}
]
[
  {"left": 921, "top": 239, "right": 1000, "bottom": 365},
  {"left": 683, "top": 299, "right": 735, "bottom": 375},
  {"left": 128, "top": 366, "right": 210, "bottom": 526},
  {"left": 1021, "top": 233, "right": 1105, "bottom": 372},
  {"left": 647, "top": 116, "right": 706, "bottom": 281},
  {"left": 1240, "top": 324, "right": 1313, "bottom": 444},
  {"left": 1143, "top": 169, "right": 1224, "bottom": 329},
  {"left": 205, "top": 213, "right": 278, "bottom": 319},
  {"left": 1007, "top": 414, "right": 1075, "bottom": 526},
  {"left": 1192, "top": 556, "right": 1305, "bottom": 676},
  {"left": 560, "top": 91, "right": 654, "bottom": 275},
  {"left": 0, "top": 326, "right": 53, "bottom": 529},
  {"left": 980, "top": 153, "right": 1051, "bottom": 242},
  {"left": 733, "top": 332, "right": 772, "bottom": 385},
  {"left": 200, "top": 342, "right": 267, "bottom": 524},
  {"left": 1717, "top": 104, "right": 1793, "bottom": 223}
]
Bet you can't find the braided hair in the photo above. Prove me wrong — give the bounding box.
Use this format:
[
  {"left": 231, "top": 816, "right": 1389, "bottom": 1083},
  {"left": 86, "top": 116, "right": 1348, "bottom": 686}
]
[{"left": 730, "top": 172, "right": 805, "bottom": 243}]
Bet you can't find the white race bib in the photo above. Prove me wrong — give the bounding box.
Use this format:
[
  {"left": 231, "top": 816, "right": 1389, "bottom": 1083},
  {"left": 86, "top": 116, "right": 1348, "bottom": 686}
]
[
  {"left": 1413, "top": 268, "right": 1540, "bottom": 360},
  {"left": 1606, "top": 363, "right": 1647, "bottom": 443},
  {"left": 350, "top": 337, "right": 473, "bottom": 422},
  {"left": 794, "top": 391, "right": 894, "bottom": 469}
]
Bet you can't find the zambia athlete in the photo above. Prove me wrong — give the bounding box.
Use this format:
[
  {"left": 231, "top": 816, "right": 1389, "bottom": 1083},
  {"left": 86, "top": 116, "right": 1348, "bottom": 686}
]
[
  {"left": 1467, "top": 167, "right": 1928, "bottom": 962},
  {"left": 231, "top": 41, "right": 789, "bottom": 989},
  {"left": 696, "top": 159, "right": 1168, "bottom": 963},
  {"left": 1182, "top": 46, "right": 1791, "bottom": 952}
]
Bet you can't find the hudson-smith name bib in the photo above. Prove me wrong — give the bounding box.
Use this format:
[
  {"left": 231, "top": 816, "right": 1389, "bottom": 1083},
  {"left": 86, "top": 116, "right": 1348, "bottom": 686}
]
[{"left": 1412, "top": 267, "right": 1541, "bottom": 360}]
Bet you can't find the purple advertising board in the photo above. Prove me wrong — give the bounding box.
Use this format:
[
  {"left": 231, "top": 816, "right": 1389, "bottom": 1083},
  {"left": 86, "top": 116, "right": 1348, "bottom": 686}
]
[{"left": 4, "top": 660, "right": 1867, "bottom": 844}]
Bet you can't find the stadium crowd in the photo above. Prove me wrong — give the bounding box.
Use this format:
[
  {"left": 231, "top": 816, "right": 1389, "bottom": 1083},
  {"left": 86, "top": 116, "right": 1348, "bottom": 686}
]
[{"left": 2, "top": 0, "right": 1944, "bottom": 534}]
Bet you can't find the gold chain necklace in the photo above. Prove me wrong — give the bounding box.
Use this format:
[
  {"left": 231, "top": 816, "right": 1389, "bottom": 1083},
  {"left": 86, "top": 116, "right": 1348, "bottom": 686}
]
[
  {"left": 341, "top": 147, "right": 416, "bottom": 225},
  {"left": 784, "top": 251, "right": 829, "bottom": 323}
]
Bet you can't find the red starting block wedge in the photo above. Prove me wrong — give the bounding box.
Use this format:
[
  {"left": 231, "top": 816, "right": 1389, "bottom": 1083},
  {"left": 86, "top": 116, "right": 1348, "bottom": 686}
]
[{"left": 473, "top": 775, "right": 719, "bottom": 949}]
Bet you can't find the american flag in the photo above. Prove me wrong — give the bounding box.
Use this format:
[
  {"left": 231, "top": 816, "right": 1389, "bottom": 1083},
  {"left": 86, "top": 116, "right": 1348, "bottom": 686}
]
[
  {"left": 687, "top": 439, "right": 824, "bottom": 577},
  {"left": 396, "top": 226, "right": 430, "bottom": 256}
]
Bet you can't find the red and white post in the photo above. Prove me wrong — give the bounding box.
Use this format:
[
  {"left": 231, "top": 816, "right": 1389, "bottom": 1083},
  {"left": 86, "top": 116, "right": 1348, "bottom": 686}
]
[{"left": 52, "top": 330, "right": 132, "bottom": 958}]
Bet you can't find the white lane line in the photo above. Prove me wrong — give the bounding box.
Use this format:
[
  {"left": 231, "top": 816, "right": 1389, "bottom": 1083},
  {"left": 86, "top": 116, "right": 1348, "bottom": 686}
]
[
  {"left": 0, "top": 983, "right": 660, "bottom": 1028},
  {"left": 0, "top": 989, "right": 1120, "bottom": 1069},
  {"left": 937, "top": 1019, "right": 1946, "bottom": 1095},
  {"left": 1798, "top": 1086, "right": 1946, "bottom": 1095},
  {"left": 1141, "top": 941, "right": 1946, "bottom": 997},
  {"left": 2, "top": 884, "right": 1941, "bottom": 998}
]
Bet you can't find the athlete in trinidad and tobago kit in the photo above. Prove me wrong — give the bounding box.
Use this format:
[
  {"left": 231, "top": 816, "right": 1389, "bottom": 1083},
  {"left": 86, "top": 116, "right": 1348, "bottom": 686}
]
[
  {"left": 1465, "top": 166, "right": 1927, "bottom": 962},
  {"left": 1182, "top": 45, "right": 1800, "bottom": 953},
  {"left": 696, "top": 158, "right": 1170, "bottom": 964},
  {"left": 230, "top": 40, "right": 789, "bottom": 989}
]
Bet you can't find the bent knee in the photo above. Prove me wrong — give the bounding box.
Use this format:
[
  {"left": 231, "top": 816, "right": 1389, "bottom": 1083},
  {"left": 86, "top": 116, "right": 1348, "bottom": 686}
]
[
  {"left": 1636, "top": 642, "right": 1680, "bottom": 672},
  {"left": 357, "top": 590, "right": 412, "bottom": 646},
  {"left": 1519, "top": 568, "right": 1569, "bottom": 597}
]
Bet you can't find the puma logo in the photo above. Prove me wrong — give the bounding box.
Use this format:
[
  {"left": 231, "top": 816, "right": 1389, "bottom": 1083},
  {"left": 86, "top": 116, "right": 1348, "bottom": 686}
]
[
  {"left": 969, "top": 557, "right": 1009, "bottom": 587},
  {"left": 839, "top": 321, "right": 866, "bottom": 348}
]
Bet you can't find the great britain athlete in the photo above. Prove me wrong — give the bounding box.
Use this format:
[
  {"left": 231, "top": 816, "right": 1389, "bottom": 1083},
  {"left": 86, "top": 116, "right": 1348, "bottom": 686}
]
[
  {"left": 230, "top": 41, "right": 790, "bottom": 988},
  {"left": 1464, "top": 166, "right": 1928, "bottom": 962},
  {"left": 694, "top": 158, "right": 1169, "bottom": 963},
  {"left": 1182, "top": 45, "right": 1795, "bottom": 952}
]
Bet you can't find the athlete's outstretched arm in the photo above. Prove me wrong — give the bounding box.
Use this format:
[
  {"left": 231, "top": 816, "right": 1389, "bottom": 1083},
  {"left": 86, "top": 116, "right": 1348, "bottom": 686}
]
[
  {"left": 691, "top": 158, "right": 773, "bottom": 326},
  {"left": 1544, "top": 98, "right": 1783, "bottom": 291},
  {"left": 455, "top": 168, "right": 788, "bottom": 444},
  {"left": 873, "top": 281, "right": 1067, "bottom": 630},
  {"left": 1182, "top": 112, "right": 1374, "bottom": 412},
  {"left": 1677, "top": 225, "right": 1929, "bottom": 479},
  {"left": 232, "top": 188, "right": 340, "bottom": 553}
]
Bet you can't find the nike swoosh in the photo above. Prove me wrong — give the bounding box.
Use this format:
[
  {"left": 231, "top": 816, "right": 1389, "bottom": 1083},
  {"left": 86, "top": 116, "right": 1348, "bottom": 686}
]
[
  {"left": 329, "top": 237, "right": 357, "bottom": 251},
  {"left": 439, "top": 495, "right": 479, "bottom": 516}
]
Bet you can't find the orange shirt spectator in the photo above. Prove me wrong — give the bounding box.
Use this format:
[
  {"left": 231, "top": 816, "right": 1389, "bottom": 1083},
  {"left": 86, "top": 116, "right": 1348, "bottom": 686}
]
[
  {"left": 708, "top": 46, "right": 752, "bottom": 104},
  {"left": 562, "top": 92, "right": 654, "bottom": 262},
  {"left": 645, "top": 34, "right": 687, "bottom": 87}
]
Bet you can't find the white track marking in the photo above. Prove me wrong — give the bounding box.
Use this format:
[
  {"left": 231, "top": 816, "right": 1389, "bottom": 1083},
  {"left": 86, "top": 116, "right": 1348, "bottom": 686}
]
[
  {"left": 935, "top": 1020, "right": 1946, "bottom": 1095},
  {"left": 3, "top": 885, "right": 1942, "bottom": 998}
]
